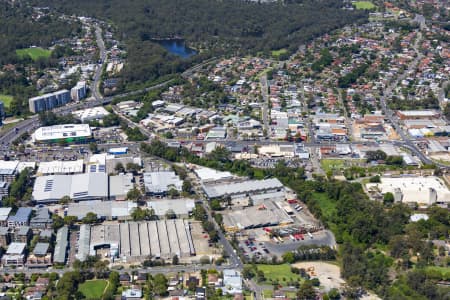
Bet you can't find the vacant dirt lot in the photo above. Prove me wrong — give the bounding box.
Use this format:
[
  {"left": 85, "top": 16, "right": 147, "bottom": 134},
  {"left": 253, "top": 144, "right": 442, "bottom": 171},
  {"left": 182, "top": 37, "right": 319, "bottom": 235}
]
[{"left": 293, "top": 261, "right": 344, "bottom": 291}]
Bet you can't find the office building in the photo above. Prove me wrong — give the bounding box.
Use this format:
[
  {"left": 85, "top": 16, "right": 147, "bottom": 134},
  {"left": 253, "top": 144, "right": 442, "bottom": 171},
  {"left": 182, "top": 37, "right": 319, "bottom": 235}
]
[{"left": 33, "top": 124, "right": 92, "bottom": 144}]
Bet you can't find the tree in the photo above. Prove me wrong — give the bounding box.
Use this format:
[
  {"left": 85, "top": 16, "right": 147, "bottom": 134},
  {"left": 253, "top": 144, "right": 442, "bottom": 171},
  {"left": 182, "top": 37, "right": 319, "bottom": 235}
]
[
  {"left": 152, "top": 274, "right": 168, "bottom": 296},
  {"left": 52, "top": 214, "right": 65, "bottom": 231},
  {"left": 89, "top": 142, "right": 98, "bottom": 153},
  {"left": 383, "top": 192, "right": 395, "bottom": 205},
  {"left": 126, "top": 162, "right": 141, "bottom": 174},
  {"left": 297, "top": 280, "right": 316, "bottom": 300},
  {"left": 131, "top": 207, "right": 154, "bottom": 221},
  {"left": 282, "top": 251, "right": 295, "bottom": 264},
  {"left": 328, "top": 288, "right": 341, "bottom": 300},
  {"left": 115, "top": 162, "right": 125, "bottom": 173},
  {"left": 369, "top": 175, "right": 380, "bottom": 183},
  {"left": 59, "top": 195, "right": 71, "bottom": 205},
  {"left": 167, "top": 187, "right": 180, "bottom": 198},
  {"left": 165, "top": 209, "right": 177, "bottom": 219},
  {"left": 126, "top": 187, "right": 141, "bottom": 201},
  {"left": 172, "top": 255, "right": 179, "bottom": 265},
  {"left": 82, "top": 212, "right": 98, "bottom": 224},
  {"left": 182, "top": 180, "right": 192, "bottom": 193},
  {"left": 210, "top": 199, "right": 222, "bottom": 211}
]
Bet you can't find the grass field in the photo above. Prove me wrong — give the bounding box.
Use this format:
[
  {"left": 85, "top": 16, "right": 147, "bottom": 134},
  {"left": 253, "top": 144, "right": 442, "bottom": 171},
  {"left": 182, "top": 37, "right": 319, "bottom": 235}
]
[
  {"left": 78, "top": 280, "right": 108, "bottom": 299},
  {"left": 312, "top": 192, "right": 337, "bottom": 219},
  {"left": 257, "top": 264, "right": 301, "bottom": 283},
  {"left": 320, "top": 159, "right": 345, "bottom": 173},
  {"left": 353, "top": 1, "right": 376, "bottom": 10},
  {"left": 271, "top": 48, "right": 288, "bottom": 57},
  {"left": 16, "top": 47, "right": 52, "bottom": 61},
  {"left": 0, "top": 94, "right": 13, "bottom": 108}
]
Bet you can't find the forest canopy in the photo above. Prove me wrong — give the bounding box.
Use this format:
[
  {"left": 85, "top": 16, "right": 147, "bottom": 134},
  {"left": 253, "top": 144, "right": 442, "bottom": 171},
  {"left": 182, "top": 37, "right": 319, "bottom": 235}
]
[{"left": 31, "top": 0, "right": 367, "bottom": 87}]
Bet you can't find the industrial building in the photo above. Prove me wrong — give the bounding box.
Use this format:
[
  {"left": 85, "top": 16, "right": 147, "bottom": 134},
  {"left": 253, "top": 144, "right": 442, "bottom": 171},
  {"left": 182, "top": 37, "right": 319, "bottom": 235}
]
[
  {"left": 202, "top": 178, "right": 284, "bottom": 199},
  {"left": 366, "top": 176, "right": 450, "bottom": 207},
  {"left": 222, "top": 201, "right": 293, "bottom": 232},
  {"left": 193, "top": 167, "right": 233, "bottom": 183},
  {"left": 33, "top": 124, "right": 92, "bottom": 144},
  {"left": 73, "top": 107, "right": 110, "bottom": 123},
  {"left": 77, "top": 220, "right": 195, "bottom": 262},
  {"left": 70, "top": 81, "right": 87, "bottom": 101},
  {"left": 67, "top": 200, "right": 137, "bottom": 220},
  {"left": 147, "top": 199, "right": 195, "bottom": 218},
  {"left": 37, "top": 160, "right": 84, "bottom": 175},
  {"left": 29, "top": 90, "right": 71, "bottom": 113},
  {"left": 143, "top": 171, "right": 183, "bottom": 196},
  {"left": 109, "top": 173, "right": 134, "bottom": 200},
  {"left": 32, "top": 173, "right": 108, "bottom": 203},
  {"left": 53, "top": 226, "right": 69, "bottom": 264}
]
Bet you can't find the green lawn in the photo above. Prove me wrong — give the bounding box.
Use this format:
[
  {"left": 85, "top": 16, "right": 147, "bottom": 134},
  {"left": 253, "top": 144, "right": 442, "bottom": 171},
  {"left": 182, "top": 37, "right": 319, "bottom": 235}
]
[
  {"left": 353, "top": 1, "right": 376, "bottom": 10},
  {"left": 320, "top": 159, "right": 345, "bottom": 173},
  {"left": 0, "top": 94, "right": 13, "bottom": 108},
  {"left": 78, "top": 280, "right": 108, "bottom": 299},
  {"left": 16, "top": 47, "right": 52, "bottom": 61},
  {"left": 257, "top": 264, "right": 301, "bottom": 283},
  {"left": 271, "top": 48, "right": 288, "bottom": 57}
]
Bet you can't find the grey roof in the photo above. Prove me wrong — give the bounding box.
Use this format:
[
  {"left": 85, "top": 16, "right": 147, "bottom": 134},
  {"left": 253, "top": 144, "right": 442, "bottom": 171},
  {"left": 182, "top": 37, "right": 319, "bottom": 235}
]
[
  {"left": 32, "top": 173, "right": 108, "bottom": 203},
  {"left": 202, "top": 178, "right": 284, "bottom": 198},
  {"left": 40, "top": 229, "right": 53, "bottom": 239},
  {"left": 143, "top": 171, "right": 182, "bottom": 194},
  {"left": 67, "top": 200, "right": 137, "bottom": 219},
  {"left": 16, "top": 226, "right": 30, "bottom": 235},
  {"left": 147, "top": 199, "right": 195, "bottom": 216},
  {"left": 76, "top": 224, "right": 91, "bottom": 262},
  {"left": 8, "top": 207, "right": 32, "bottom": 223},
  {"left": 33, "top": 243, "right": 50, "bottom": 255},
  {"left": 53, "top": 226, "right": 68, "bottom": 263},
  {"left": 0, "top": 227, "right": 9, "bottom": 235},
  {"left": 109, "top": 173, "right": 134, "bottom": 198},
  {"left": 31, "top": 208, "right": 52, "bottom": 223},
  {"left": 6, "top": 242, "right": 26, "bottom": 254}
]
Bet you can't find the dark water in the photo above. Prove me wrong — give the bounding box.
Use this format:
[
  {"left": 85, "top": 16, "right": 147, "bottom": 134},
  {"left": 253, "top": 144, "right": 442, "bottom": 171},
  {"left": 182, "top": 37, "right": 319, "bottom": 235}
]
[{"left": 156, "top": 39, "right": 197, "bottom": 58}]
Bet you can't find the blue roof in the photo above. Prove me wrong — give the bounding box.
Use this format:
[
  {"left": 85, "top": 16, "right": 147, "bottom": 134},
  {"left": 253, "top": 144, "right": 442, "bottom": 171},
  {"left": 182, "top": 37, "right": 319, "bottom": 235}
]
[{"left": 9, "top": 207, "right": 32, "bottom": 223}]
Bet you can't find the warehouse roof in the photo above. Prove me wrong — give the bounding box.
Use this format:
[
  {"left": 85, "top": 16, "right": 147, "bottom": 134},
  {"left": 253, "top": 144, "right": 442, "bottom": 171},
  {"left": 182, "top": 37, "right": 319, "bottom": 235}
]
[
  {"left": 32, "top": 173, "right": 108, "bottom": 203},
  {"left": 34, "top": 124, "right": 92, "bottom": 142},
  {"left": 0, "top": 160, "right": 19, "bottom": 175},
  {"left": 53, "top": 226, "right": 68, "bottom": 263},
  {"left": 147, "top": 199, "right": 195, "bottom": 216},
  {"left": 67, "top": 200, "right": 137, "bottom": 219},
  {"left": 73, "top": 107, "right": 109, "bottom": 122},
  {"left": 193, "top": 167, "right": 233, "bottom": 182},
  {"left": 202, "top": 178, "right": 284, "bottom": 198},
  {"left": 109, "top": 173, "right": 134, "bottom": 198},
  {"left": 143, "top": 171, "right": 182, "bottom": 194},
  {"left": 37, "top": 160, "right": 84, "bottom": 175}
]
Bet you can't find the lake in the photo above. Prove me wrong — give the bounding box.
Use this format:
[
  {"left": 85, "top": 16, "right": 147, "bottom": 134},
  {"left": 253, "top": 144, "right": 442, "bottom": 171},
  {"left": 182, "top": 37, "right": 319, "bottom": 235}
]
[{"left": 156, "top": 39, "right": 197, "bottom": 58}]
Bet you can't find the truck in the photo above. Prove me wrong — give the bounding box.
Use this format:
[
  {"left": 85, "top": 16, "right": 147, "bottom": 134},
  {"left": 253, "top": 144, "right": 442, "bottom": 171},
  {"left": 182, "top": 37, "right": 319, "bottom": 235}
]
[{"left": 307, "top": 232, "right": 313, "bottom": 239}]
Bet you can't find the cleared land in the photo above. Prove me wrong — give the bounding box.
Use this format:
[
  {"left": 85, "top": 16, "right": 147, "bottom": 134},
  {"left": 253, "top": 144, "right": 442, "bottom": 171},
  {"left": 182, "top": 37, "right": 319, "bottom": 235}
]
[
  {"left": 311, "top": 192, "right": 337, "bottom": 219},
  {"left": 16, "top": 47, "right": 51, "bottom": 61},
  {"left": 353, "top": 1, "right": 375, "bottom": 10},
  {"left": 257, "top": 264, "right": 301, "bottom": 283},
  {"left": 78, "top": 280, "right": 108, "bottom": 299},
  {"left": 292, "top": 261, "right": 344, "bottom": 292},
  {"left": 0, "top": 94, "right": 13, "bottom": 108}
]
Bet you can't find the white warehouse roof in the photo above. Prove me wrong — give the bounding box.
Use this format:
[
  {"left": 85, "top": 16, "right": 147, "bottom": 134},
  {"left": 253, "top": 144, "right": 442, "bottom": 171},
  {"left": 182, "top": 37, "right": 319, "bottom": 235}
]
[
  {"left": 73, "top": 107, "right": 110, "bottom": 123},
  {"left": 32, "top": 173, "right": 108, "bottom": 203},
  {"left": 202, "top": 178, "right": 284, "bottom": 199},
  {"left": 37, "top": 160, "right": 84, "bottom": 175},
  {"left": 33, "top": 124, "right": 92, "bottom": 142}
]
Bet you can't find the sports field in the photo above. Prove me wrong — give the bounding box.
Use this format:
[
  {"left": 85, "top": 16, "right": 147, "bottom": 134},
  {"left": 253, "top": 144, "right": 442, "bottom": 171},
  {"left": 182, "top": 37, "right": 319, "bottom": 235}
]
[
  {"left": 16, "top": 47, "right": 52, "bottom": 61},
  {"left": 78, "top": 280, "right": 108, "bottom": 299},
  {"left": 353, "top": 1, "right": 376, "bottom": 10}
]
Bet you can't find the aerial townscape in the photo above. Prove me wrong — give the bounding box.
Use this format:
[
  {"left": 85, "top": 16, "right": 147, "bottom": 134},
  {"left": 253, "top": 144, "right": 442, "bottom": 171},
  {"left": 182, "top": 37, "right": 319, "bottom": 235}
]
[{"left": 0, "top": 0, "right": 449, "bottom": 299}]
